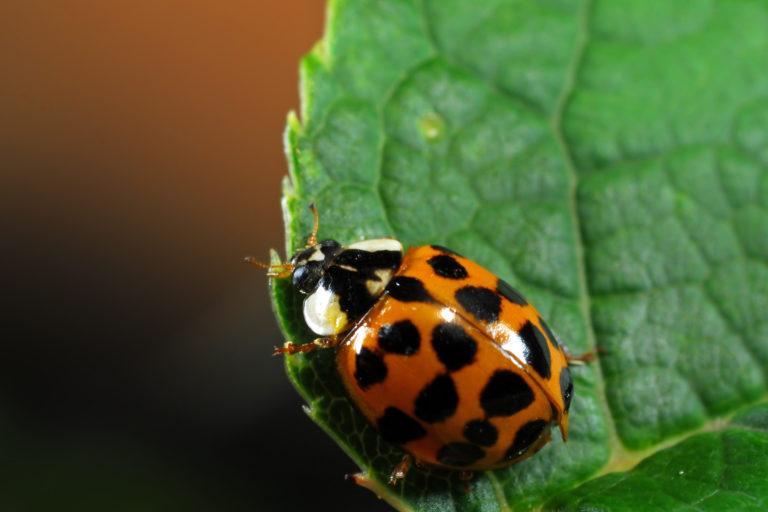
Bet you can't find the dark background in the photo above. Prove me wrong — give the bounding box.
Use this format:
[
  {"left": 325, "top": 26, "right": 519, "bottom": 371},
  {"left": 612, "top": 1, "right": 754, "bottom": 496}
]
[{"left": 1, "top": 2, "right": 389, "bottom": 510}]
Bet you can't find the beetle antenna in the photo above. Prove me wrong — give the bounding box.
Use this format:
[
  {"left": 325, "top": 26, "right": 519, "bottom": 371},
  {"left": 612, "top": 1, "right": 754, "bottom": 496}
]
[{"left": 306, "top": 202, "right": 320, "bottom": 247}]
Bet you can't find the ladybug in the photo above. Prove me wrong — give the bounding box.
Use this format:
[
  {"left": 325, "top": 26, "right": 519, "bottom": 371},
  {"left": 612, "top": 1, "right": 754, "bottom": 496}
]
[{"left": 251, "top": 205, "right": 582, "bottom": 483}]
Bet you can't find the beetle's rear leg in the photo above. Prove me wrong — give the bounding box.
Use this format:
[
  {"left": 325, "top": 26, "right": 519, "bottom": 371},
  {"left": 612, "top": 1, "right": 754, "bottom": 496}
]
[
  {"left": 344, "top": 453, "right": 416, "bottom": 491},
  {"left": 566, "top": 348, "right": 604, "bottom": 366},
  {"left": 388, "top": 454, "right": 413, "bottom": 486}
]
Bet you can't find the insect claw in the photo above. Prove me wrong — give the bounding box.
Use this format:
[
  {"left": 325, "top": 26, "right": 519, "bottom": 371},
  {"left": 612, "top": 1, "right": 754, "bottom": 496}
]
[
  {"left": 458, "top": 470, "right": 474, "bottom": 481},
  {"left": 245, "top": 256, "right": 294, "bottom": 278},
  {"left": 567, "top": 351, "right": 598, "bottom": 365},
  {"left": 273, "top": 342, "right": 299, "bottom": 356},
  {"left": 273, "top": 338, "right": 335, "bottom": 356},
  {"left": 388, "top": 454, "right": 412, "bottom": 486}
]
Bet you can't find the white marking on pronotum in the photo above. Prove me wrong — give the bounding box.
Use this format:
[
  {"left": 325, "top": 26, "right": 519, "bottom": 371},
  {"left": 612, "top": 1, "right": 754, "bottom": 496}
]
[
  {"left": 307, "top": 249, "right": 326, "bottom": 262},
  {"left": 374, "top": 268, "right": 393, "bottom": 283},
  {"left": 365, "top": 268, "right": 394, "bottom": 296},
  {"left": 347, "top": 238, "right": 403, "bottom": 253}
]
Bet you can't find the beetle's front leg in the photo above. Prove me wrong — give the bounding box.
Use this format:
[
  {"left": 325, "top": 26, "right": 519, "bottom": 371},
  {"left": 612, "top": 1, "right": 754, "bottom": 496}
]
[{"left": 273, "top": 335, "right": 340, "bottom": 356}]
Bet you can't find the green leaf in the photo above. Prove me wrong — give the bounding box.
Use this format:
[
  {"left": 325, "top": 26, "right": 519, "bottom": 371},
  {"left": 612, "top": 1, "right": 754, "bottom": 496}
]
[
  {"left": 271, "top": 0, "right": 768, "bottom": 510},
  {"left": 545, "top": 403, "right": 768, "bottom": 511}
]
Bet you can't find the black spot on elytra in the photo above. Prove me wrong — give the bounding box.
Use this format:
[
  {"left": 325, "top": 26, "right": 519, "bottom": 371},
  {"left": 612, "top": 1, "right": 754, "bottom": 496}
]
[
  {"left": 480, "top": 370, "right": 534, "bottom": 417},
  {"left": 431, "top": 323, "right": 477, "bottom": 371},
  {"left": 428, "top": 255, "right": 468, "bottom": 279},
  {"left": 377, "top": 407, "right": 426, "bottom": 444},
  {"left": 560, "top": 367, "right": 574, "bottom": 412},
  {"left": 538, "top": 316, "right": 560, "bottom": 348},
  {"left": 378, "top": 320, "right": 421, "bottom": 356},
  {"left": 463, "top": 419, "right": 498, "bottom": 447},
  {"left": 455, "top": 286, "right": 501, "bottom": 323},
  {"left": 292, "top": 246, "right": 317, "bottom": 265},
  {"left": 496, "top": 278, "right": 528, "bottom": 306},
  {"left": 414, "top": 374, "right": 459, "bottom": 423},
  {"left": 437, "top": 442, "right": 485, "bottom": 467},
  {"left": 354, "top": 347, "right": 387, "bottom": 390},
  {"left": 518, "top": 320, "right": 552, "bottom": 379},
  {"left": 504, "top": 419, "right": 547, "bottom": 461},
  {"left": 387, "top": 276, "right": 434, "bottom": 303},
  {"left": 430, "top": 245, "right": 461, "bottom": 257}
]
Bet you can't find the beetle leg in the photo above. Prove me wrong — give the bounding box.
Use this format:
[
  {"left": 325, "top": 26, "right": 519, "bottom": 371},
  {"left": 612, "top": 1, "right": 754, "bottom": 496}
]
[
  {"left": 457, "top": 469, "right": 474, "bottom": 492},
  {"left": 388, "top": 454, "right": 413, "bottom": 486},
  {"left": 458, "top": 470, "right": 474, "bottom": 481},
  {"left": 566, "top": 350, "right": 600, "bottom": 366},
  {"left": 273, "top": 335, "right": 340, "bottom": 356},
  {"left": 244, "top": 256, "right": 294, "bottom": 279}
]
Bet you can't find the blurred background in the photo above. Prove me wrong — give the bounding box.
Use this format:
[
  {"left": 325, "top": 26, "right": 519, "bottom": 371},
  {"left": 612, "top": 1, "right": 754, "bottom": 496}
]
[{"left": 1, "top": 1, "right": 390, "bottom": 510}]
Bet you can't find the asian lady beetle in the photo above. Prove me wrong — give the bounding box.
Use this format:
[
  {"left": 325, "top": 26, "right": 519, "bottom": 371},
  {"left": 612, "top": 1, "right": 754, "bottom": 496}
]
[{"left": 251, "top": 205, "right": 581, "bottom": 483}]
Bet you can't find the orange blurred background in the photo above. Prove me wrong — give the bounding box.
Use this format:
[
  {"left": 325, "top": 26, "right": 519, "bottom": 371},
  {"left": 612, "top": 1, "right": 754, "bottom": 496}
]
[{"left": 1, "top": 2, "right": 388, "bottom": 510}]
